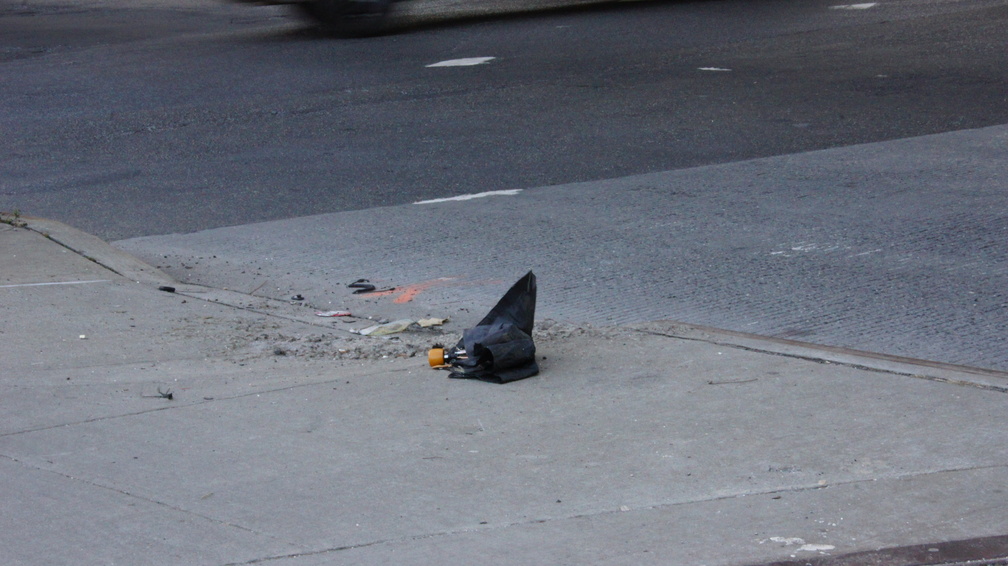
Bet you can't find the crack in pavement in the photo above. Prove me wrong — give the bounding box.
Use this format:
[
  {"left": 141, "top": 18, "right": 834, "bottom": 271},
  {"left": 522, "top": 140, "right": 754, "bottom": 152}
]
[
  {"left": 0, "top": 364, "right": 414, "bottom": 438},
  {"left": 0, "top": 452, "right": 271, "bottom": 539}
]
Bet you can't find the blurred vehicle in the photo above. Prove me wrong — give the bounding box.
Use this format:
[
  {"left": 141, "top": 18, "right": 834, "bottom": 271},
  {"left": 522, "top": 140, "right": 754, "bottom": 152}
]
[{"left": 232, "top": 0, "right": 395, "bottom": 36}]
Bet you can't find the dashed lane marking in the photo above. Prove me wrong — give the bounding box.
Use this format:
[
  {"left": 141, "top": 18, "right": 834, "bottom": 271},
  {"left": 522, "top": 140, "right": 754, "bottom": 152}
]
[
  {"left": 426, "top": 57, "right": 495, "bottom": 68},
  {"left": 830, "top": 2, "right": 878, "bottom": 9},
  {"left": 414, "top": 189, "right": 522, "bottom": 204}
]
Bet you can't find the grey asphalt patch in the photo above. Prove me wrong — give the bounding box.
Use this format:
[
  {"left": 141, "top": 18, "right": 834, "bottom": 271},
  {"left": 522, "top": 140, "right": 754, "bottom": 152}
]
[{"left": 115, "top": 124, "right": 1008, "bottom": 371}]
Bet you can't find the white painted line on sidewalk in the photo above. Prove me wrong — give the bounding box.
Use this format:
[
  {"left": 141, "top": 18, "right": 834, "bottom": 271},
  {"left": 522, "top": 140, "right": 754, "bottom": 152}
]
[
  {"left": 414, "top": 189, "right": 523, "bottom": 204},
  {"left": 0, "top": 279, "right": 110, "bottom": 289},
  {"left": 426, "top": 57, "right": 495, "bottom": 68},
  {"left": 830, "top": 2, "right": 878, "bottom": 9},
  {"left": 699, "top": 67, "right": 732, "bottom": 72}
]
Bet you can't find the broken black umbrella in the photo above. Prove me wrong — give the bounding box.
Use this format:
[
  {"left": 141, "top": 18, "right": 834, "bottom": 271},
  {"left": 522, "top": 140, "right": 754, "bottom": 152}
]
[{"left": 438, "top": 271, "right": 539, "bottom": 384}]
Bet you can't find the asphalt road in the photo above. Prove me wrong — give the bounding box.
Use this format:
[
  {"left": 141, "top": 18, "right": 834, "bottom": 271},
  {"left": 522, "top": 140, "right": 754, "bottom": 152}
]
[
  {"left": 4, "top": 0, "right": 1008, "bottom": 370},
  {"left": 3, "top": 0, "right": 1007, "bottom": 239}
]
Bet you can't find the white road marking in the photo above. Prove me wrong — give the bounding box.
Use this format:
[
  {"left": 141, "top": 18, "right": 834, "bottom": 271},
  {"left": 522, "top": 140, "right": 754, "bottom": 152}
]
[
  {"left": 767, "top": 537, "right": 806, "bottom": 546},
  {"left": 798, "top": 544, "right": 837, "bottom": 552},
  {"left": 414, "top": 189, "right": 522, "bottom": 204},
  {"left": 426, "top": 57, "right": 495, "bottom": 68},
  {"left": 0, "top": 279, "right": 110, "bottom": 289},
  {"left": 699, "top": 67, "right": 732, "bottom": 72},
  {"left": 854, "top": 248, "right": 882, "bottom": 256},
  {"left": 830, "top": 2, "right": 877, "bottom": 9}
]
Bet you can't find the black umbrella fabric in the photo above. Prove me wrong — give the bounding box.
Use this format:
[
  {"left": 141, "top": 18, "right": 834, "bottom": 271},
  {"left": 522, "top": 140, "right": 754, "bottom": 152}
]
[{"left": 448, "top": 271, "right": 538, "bottom": 383}]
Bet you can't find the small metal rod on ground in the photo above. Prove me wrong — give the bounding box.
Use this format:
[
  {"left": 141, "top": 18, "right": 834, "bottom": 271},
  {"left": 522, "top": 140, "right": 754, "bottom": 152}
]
[{"left": 707, "top": 378, "right": 758, "bottom": 385}]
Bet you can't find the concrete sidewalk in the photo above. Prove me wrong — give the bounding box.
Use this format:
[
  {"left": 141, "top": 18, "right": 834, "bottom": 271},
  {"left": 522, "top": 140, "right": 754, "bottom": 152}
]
[{"left": 2, "top": 217, "right": 1007, "bottom": 565}]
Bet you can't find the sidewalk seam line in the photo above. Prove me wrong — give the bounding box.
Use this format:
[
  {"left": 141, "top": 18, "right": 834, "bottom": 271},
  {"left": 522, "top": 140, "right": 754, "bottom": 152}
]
[
  {"left": 220, "top": 463, "right": 1008, "bottom": 565},
  {"left": 0, "top": 453, "right": 283, "bottom": 543},
  {"left": 0, "top": 279, "right": 110, "bottom": 289},
  {"left": 0, "top": 365, "right": 414, "bottom": 438}
]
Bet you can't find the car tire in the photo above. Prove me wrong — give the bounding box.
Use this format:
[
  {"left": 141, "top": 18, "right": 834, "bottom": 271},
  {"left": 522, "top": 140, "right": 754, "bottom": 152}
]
[{"left": 294, "top": 0, "right": 393, "bottom": 37}]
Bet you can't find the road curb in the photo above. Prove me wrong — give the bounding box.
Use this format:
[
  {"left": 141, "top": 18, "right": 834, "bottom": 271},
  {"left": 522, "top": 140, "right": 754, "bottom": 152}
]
[
  {"left": 16, "top": 215, "right": 1006, "bottom": 393},
  {"left": 633, "top": 320, "right": 1008, "bottom": 393},
  {"left": 19, "top": 216, "right": 175, "bottom": 286}
]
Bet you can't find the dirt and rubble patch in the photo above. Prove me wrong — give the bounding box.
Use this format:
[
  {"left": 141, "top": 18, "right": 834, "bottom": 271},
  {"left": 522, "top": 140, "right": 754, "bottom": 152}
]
[
  {"left": 169, "top": 308, "right": 636, "bottom": 365},
  {"left": 243, "top": 330, "right": 433, "bottom": 361},
  {"left": 168, "top": 313, "right": 441, "bottom": 362},
  {"left": 233, "top": 319, "right": 628, "bottom": 363}
]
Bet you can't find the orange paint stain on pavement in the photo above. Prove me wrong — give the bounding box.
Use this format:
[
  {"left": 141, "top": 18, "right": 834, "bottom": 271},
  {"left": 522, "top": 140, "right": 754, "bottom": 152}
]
[
  {"left": 365, "top": 277, "right": 502, "bottom": 304},
  {"left": 365, "top": 278, "right": 456, "bottom": 304}
]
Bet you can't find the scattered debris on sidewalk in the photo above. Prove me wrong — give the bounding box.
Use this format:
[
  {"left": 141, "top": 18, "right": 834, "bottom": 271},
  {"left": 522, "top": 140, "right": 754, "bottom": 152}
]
[
  {"left": 348, "top": 279, "right": 394, "bottom": 294},
  {"left": 315, "top": 310, "right": 353, "bottom": 317},
  {"left": 356, "top": 319, "right": 415, "bottom": 336},
  {"left": 430, "top": 271, "right": 538, "bottom": 383},
  {"left": 246, "top": 332, "right": 426, "bottom": 360},
  {"left": 158, "top": 286, "right": 176, "bottom": 293},
  {"left": 349, "top": 279, "right": 375, "bottom": 293},
  {"left": 141, "top": 387, "right": 174, "bottom": 400},
  {"left": 348, "top": 316, "right": 450, "bottom": 336}
]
